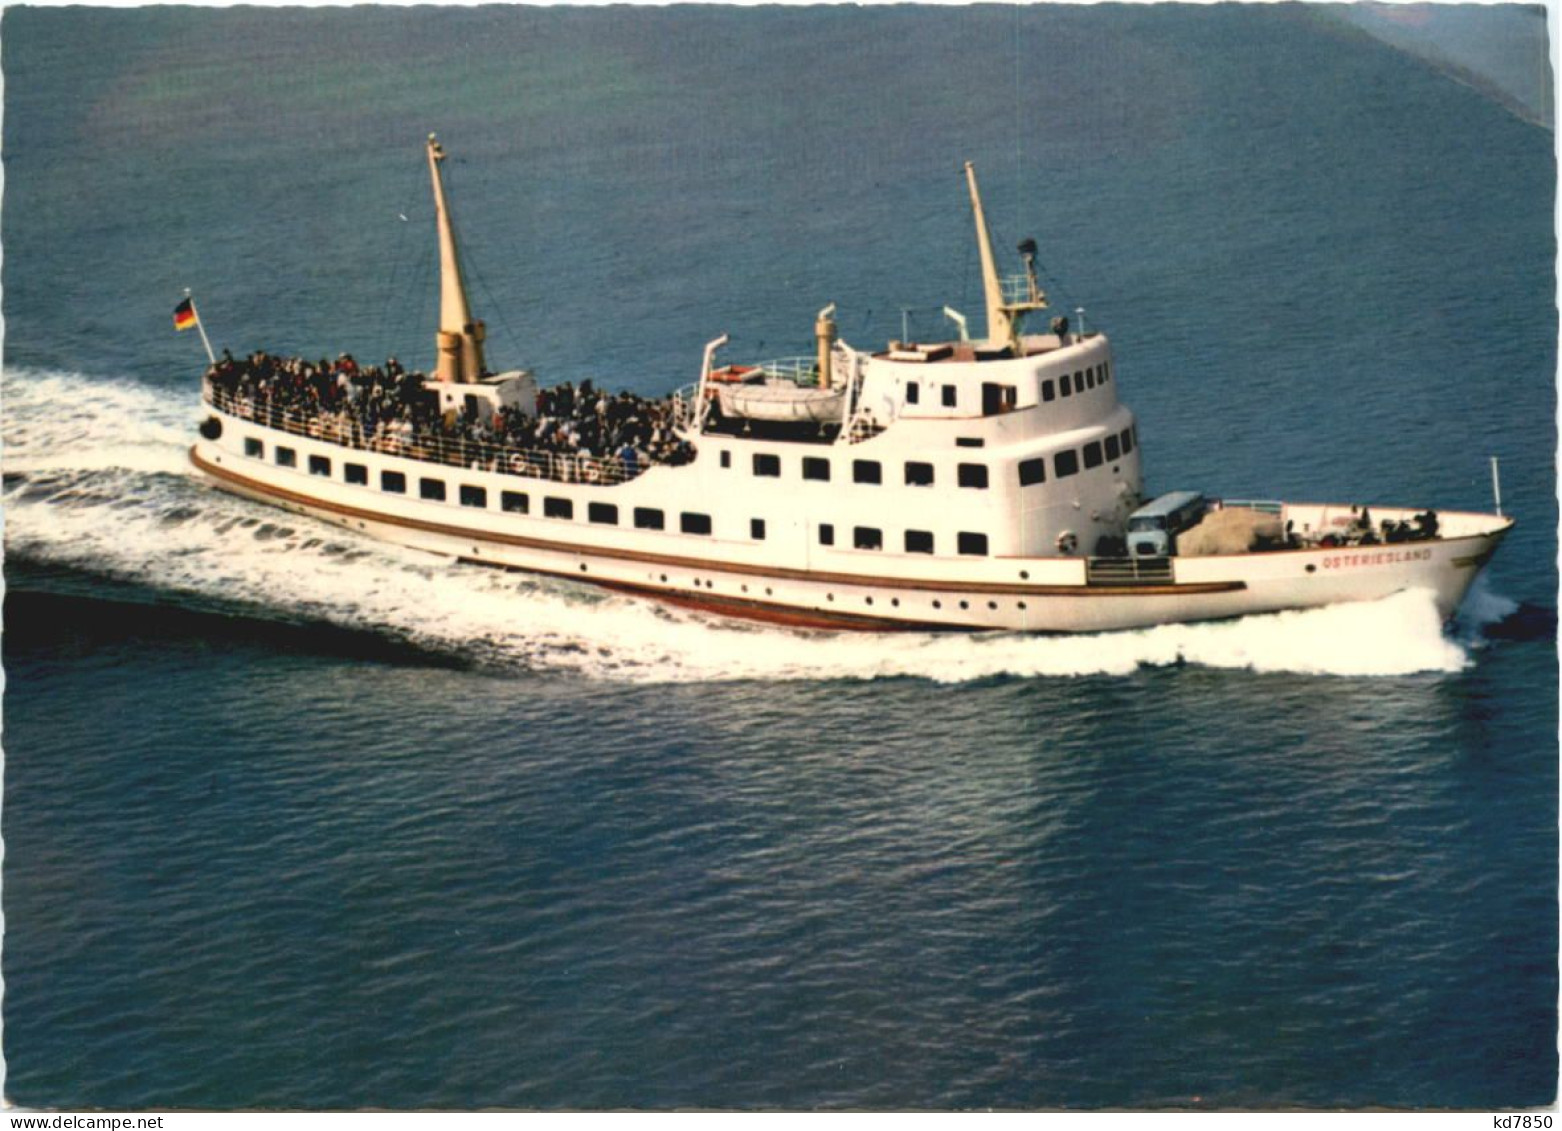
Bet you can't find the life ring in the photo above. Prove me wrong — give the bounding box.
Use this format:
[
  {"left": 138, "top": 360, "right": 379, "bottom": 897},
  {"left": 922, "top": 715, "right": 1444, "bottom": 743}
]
[
  {"left": 508, "top": 452, "right": 526, "bottom": 475},
  {"left": 199, "top": 416, "right": 223, "bottom": 440},
  {"left": 1056, "top": 530, "right": 1079, "bottom": 554}
]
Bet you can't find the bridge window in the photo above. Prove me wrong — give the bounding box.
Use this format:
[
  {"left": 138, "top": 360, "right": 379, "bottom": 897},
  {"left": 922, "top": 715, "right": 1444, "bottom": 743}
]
[
  {"left": 720, "top": 450, "right": 732, "bottom": 469},
  {"left": 854, "top": 526, "right": 883, "bottom": 551},
  {"left": 753, "top": 453, "right": 780, "bottom": 477},
  {"left": 1083, "top": 442, "right": 1103, "bottom": 470},
  {"left": 751, "top": 518, "right": 766, "bottom": 540},
  {"left": 1018, "top": 458, "right": 1046, "bottom": 486},
  {"left": 589, "top": 502, "right": 618, "bottom": 525},
  {"left": 1085, "top": 368, "right": 1096, "bottom": 389},
  {"left": 681, "top": 512, "right": 712, "bottom": 535},
  {"left": 803, "top": 457, "right": 831, "bottom": 482},
  {"left": 244, "top": 438, "right": 264, "bottom": 458},
  {"left": 634, "top": 507, "right": 664, "bottom": 530},
  {"left": 853, "top": 460, "right": 882, "bottom": 485},
  {"left": 905, "top": 530, "right": 934, "bottom": 554},
  {"left": 905, "top": 462, "right": 934, "bottom": 486},
  {"left": 275, "top": 446, "right": 297, "bottom": 468},
  {"left": 501, "top": 490, "right": 529, "bottom": 514},
  {"left": 942, "top": 385, "right": 957, "bottom": 408},
  {"left": 819, "top": 523, "right": 835, "bottom": 547},
  {"left": 958, "top": 532, "right": 989, "bottom": 556},
  {"left": 1055, "top": 450, "right": 1080, "bottom": 479},
  {"left": 1073, "top": 372, "right": 1085, "bottom": 394},
  {"left": 1105, "top": 434, "right": 1121, "bottom": 461},
  {"left": 309, "top": 455, "right": 331, "bottom": 477},
  {"left": 958, "top": 463, "right": 989, "bottom": 489},
  {"left": 1120, "top": 427, "right": 1135, "bottom": 455},
  {"left": 906, "top": 383, "right": 920, "bottom": 405},
  {"left": 1041, "top": 380, "right": 1056, "bottom": 402},
  {"left": 1058, "top": 377, "right": 1072, "bottom": 399},
  {"left": 460, "top": 485, "right": 487, "bottom": 508},
  {"left": 345, "top": 463, "right": 368, "bottom": 485},
  {"left": 381, "top": 471, "right": 407, "bottom": 494},
  {"left": 420, "top": 477, "right": 447, "bottom": 501}
]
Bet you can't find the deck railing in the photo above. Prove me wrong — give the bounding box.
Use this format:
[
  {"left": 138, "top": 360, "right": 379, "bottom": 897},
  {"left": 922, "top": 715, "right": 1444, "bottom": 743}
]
[{"left": 204, "top": 386, "right": 660, "bottom": 486}]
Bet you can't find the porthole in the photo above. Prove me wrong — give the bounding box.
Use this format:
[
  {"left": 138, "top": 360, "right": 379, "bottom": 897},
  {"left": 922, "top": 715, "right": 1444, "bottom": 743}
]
[
  {"left": 765, "top": 588, "right": 773, "bottom": 596},
  {"left": 580, "top": 563, "right": 588, "bottom": 572},
  {"left": 1018, "top": 601, "right": 1027, "bottom": 610},
  {"left": 742, "top": 585, "right": 749, "bottom": 594},
  {"left": 933, "top": 600, "right": 942, "bottom": 609},
  {"left": 891, "top": 598, "right": 900, "bottom": 608},
  {"left": 827, "top": 593, "right": 835, "bottom": 602},
  {"left": 1306, "top": 564, "right": 1317, "bottom": 574},
  {"left": 1020, "top": 570, "right": 1029, "bottom": 580},
  {"left": 865, "top": 596, "right": 874, "bottom": 606},
  {"left": 959, "top": 600, "right": 970, "bottom": 610},
  {"left": 987, "top": 601, "right": 997, "bottom": 610},
  {"left": 660, "top": 574, "right": 668, "bottom": 582}
]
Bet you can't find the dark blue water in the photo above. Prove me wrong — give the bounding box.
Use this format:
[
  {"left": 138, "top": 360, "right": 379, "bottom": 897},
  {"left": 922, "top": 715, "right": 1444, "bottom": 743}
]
[{"left": 3, "top": 5, "right": 1556, "bottom": 1109}]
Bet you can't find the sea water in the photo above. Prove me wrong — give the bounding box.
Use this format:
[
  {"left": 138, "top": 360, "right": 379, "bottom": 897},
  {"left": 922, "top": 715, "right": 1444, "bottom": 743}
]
[{"left": 2, "top": 5, "right": 1556, "bottom": 1109}]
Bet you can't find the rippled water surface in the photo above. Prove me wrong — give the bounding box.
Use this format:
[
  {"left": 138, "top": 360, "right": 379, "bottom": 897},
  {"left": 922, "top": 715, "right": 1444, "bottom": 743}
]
[{"left": 3, "top": 4, "right": 1556, "bottom": 1109}]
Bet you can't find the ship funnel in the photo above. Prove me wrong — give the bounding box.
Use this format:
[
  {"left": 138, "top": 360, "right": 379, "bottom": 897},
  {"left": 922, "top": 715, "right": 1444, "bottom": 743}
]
[
  {"left": 427, "top": 133, "right": 487, "bottom": 383},
  {"left": 815, "top": 302, "right": 837, "bottom": 389}
]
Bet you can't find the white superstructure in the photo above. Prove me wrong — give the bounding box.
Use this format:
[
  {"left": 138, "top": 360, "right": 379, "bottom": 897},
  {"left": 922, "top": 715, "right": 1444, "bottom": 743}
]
[{"left": 189, "top": 139, "right": 1512, "bottom": 632}]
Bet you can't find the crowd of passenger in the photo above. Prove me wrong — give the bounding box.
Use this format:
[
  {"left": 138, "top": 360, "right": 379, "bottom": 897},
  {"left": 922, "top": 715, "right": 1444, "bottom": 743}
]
[{"left": 204, "top": 350, "right": 694, "bottom": 483}]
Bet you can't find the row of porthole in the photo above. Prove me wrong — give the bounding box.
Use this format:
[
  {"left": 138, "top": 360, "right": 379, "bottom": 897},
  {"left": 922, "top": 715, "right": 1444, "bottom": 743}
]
[{"left": 638, "top": 569, "right": 1031, "bottom": 614}]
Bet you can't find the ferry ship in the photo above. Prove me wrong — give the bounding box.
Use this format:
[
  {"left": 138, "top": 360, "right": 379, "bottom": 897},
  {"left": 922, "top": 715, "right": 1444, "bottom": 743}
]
[{"left": 189, "top": 136, "right": 1513, "bottom": 632}]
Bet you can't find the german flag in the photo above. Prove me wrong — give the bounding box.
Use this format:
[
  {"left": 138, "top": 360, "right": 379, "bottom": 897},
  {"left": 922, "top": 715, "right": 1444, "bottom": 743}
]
[{"left": 173, "top": 297, "right": 198, "bottom": 332}]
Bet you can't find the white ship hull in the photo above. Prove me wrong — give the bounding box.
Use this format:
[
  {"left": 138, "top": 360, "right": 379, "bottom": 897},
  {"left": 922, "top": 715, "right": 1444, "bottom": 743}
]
[{"left": 189, "top": 415, "right": 1510, "bottom": 633}]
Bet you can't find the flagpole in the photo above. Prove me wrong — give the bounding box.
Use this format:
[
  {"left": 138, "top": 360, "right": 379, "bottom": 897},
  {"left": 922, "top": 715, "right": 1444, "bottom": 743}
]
[{"left": 185, "top": 287, "right": 216, "bottom": 365}]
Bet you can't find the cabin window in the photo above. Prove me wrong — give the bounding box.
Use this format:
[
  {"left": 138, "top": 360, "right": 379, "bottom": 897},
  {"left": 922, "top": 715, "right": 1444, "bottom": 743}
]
[
  {"left": 244, "top": 437, "right": 264, "bottom": 458},
  {"left": 753, "top": 453, "right": 781, "bottom": 478},
  {"left": 981, "top": 383, "right": 1017, "bottom": 415},
  {"left": 905, "top": 383, "right": 920, "bottom": 405},
  {"left": 1105, "top": 435, "right": 1121, "bottom": 462},
  {"left": 1121, "top": 427, "right": 1135, "bottom": 455},
  {"left": 1058, "top": 376, "right": 1072, "bottom": 399},
  {"left": 1041, "top": 380, "right": 1056, "bottom": 402},
  {"left": 1018, "top": 458, "right": 1047, "bottom": 487},
  {"left": 501, "top": 490, "right": 529, "bottom": 514},
  {"left": 381, "top": 471, "right": 407, "bottom": 494},
  {"left": 275, "top": 446, "right": 297, "bottom": 468},
  {"left": 634, "top": 507, "right": 664, "bottom": 530},
  {"left": 751, "top": 518, "right": 766, "bottom": 540},
  {"left": 819, "top": 523, "right": 835, "bottom": 547},
  {"left": 905, "top": 462, "right": 934, "bottom": 486},
  {"left": 853, "top": 460, "right": 882, "bottom": 485},
  {"left": 720, "top": 450, "right": 732, "bottom": 469},
  {"left": 309, "top": 455, "right": 331, "bottom": 477},
  {"left": 941, "top": 385, "right": 958, "bottom": 408},
  {"left": 854, "top": 526, "right": 883, "bottom": 551},
  {"left": 958, "top": 532, "right": 990, "bottom": 556},
  {"left": 1083, "top": 442, "right": 1103, "bottom": 470},
  {"left": 345, "top": 463, "right": 368, "bottom": 485},
  {"left": 803, "top": 457, "right": 831, "bottom": 482},
  {"left": 420, "top": 477, "right": 447, "bottom": 501},
  {"left": 544, "top": 497, "right": 573, "bottom": 520},
  {"left": 681, "top": 512, "right": 712, "bottom": 535},
  {"left": 958, "top": 463, "right": 989, "bottom": 489},
  {"left": 1055, "top": 450, "right": 1080, "bottom": 479},
  {"left": 460, "top": 485, "right": 487, "bottom": 508},
  {"left": 905, "top": 530, "right": 934, "bottom": 554},
  {"left": 589, "top": 502, "right": 618, "bottom": 525}
]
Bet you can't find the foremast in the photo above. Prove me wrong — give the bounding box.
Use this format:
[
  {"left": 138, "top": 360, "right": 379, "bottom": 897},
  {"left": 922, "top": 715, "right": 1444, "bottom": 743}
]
[
  {"left": 963, "top": 161, "right": 1046, "bottom": 354},
  {"left": 427, "top": 133, "right": 487, "bottom": 383}
]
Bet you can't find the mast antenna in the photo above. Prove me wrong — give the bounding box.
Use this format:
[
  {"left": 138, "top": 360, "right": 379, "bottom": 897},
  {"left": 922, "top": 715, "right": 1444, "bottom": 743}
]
[
  {"left": 963, "top": 162, "right": 1046, "bottom": 354},
  {"left": 427, "top": 133, "right": 487, "bottom": 383}
]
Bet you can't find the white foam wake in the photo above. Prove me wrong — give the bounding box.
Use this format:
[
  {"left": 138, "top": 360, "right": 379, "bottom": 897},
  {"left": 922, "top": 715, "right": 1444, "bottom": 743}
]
[{"left": 2, "top": 367, "right": 1480, "bottom": 682}]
